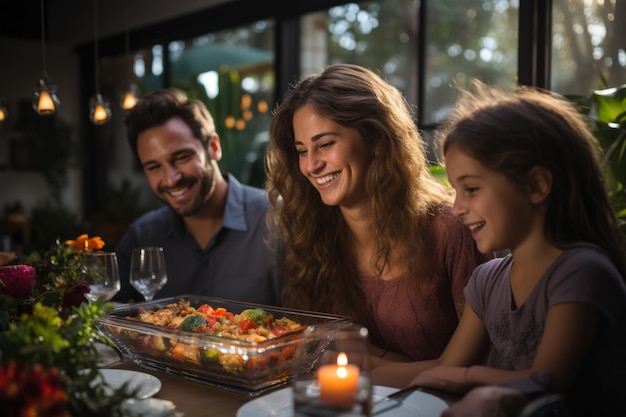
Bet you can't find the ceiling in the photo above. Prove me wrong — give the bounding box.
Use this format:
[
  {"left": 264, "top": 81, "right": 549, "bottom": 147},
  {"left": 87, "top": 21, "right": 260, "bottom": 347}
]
[{"left": 0, "top": 0, "right": 44, "bottom": 42}]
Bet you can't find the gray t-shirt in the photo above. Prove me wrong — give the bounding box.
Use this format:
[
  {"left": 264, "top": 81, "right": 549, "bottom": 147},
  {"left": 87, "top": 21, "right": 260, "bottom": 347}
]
[{"left": 465, "top": 243, "right": 626, "bottom": 416}]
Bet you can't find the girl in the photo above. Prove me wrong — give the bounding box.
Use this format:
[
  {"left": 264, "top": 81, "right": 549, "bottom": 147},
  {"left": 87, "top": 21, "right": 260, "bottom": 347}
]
[{"left": 408, "top": 80, "right": 626, "bottom": 416}]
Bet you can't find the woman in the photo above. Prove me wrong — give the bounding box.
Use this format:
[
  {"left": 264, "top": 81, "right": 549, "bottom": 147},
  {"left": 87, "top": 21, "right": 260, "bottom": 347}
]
[{"left": 265, "top": 64, "right": 491, "bottom": 361}]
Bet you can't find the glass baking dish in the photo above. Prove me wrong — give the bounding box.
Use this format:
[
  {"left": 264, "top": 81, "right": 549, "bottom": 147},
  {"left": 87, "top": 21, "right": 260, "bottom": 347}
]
[{"left": 96, "top": 295, "right": 351, "bottom": 396}]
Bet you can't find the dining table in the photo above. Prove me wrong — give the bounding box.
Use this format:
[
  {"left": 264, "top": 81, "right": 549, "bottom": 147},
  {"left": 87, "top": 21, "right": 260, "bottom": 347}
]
[{"left": 99, "top": 345, "right": 460, "bottom": 417}]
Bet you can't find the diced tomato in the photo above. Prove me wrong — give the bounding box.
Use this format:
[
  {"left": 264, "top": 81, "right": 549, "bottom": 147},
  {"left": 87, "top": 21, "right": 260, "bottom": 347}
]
[
  {"left": 205, "top": 315, "right": 218, "bottom": 327},
  {"left": 269, "top": 325, "right": 289, "bottom": 337},
  {"left": 238, "top": 319, "right": 258, "bottom": 333},
  {"left": 197, "top": 304, "right": 212, "bottom": 315}
]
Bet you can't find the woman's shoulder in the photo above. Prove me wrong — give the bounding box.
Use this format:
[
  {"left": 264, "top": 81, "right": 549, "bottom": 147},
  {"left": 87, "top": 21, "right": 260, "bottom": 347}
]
[
  {"left": 427, "top": 204, "right": 462, "bottom": 232},
  {"left": 428, "top": 204, "right": 485, "bottom": 250}
]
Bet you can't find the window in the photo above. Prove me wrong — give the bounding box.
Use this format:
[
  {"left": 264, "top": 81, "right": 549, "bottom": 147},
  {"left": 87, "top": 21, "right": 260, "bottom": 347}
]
[
  {"left": 551, "top": 0, "right": 625, "bottom": 96},
  {"left": 299, "top": 0, "right": 519, "bottom": 127}
]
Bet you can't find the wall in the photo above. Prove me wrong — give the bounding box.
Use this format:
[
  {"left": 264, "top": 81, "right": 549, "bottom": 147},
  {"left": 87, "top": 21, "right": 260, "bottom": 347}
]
[
  {"left": 0, "top": 37, "right": 81, "bottom": 216},
  {"left": 49, "top": 0, "right": 232, "bottom": 44}
]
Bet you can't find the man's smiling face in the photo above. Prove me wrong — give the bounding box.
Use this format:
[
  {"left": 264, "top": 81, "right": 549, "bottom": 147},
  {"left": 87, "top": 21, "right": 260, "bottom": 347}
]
[{"left": 137, "top": 116, "right": 218, "bottom": 217}]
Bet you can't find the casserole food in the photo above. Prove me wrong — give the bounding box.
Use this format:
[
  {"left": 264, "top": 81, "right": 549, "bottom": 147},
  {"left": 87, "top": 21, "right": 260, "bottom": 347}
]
[{"left": 96, "top": 295, "right": 350, "bottom": 395}]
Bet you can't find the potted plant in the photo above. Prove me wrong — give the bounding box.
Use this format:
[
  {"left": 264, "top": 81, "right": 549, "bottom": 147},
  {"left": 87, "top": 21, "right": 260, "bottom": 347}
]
[{"left": 570, "top": 84, "right": 626, "bottom": 230}]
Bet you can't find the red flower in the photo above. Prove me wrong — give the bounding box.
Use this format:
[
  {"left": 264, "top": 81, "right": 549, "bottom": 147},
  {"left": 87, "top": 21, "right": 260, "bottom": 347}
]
[
  {"left": 62, "top": 282, "right": 91, "bottom": 309},
  {"left": 0, "top": 265, "right": 36, "bottom": 298},
  {"left": 0, "top": 361, "right": 69, "bottom": 417}
]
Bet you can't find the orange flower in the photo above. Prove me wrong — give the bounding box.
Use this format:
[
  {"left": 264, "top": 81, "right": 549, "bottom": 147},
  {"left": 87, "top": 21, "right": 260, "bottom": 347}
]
[{"left": 64, "top": 234, "right": 105, "bottom": 253}]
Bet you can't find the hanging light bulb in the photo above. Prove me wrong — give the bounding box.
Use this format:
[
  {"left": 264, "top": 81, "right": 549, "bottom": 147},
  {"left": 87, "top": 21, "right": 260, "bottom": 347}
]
[
  {"left": 89, "top": 0, "right": 111, "bottom": 125},
  {"left": 120, "top": 0, "right": 138, "bottom": 111},
  {"left": 89, "top": 93, "right": 112, "bottom": 125},
  {"left": 33, "top": 0, "right": 59, "bottom": 115},
  {"left": 0, "top": 97, "right": 7, "bottom": 122},
  {"left": 33, "top": 76, "right": 59, "bottom": 115},
  {"left": 121, "top": 82, "right": 138, "bottom": 110}
]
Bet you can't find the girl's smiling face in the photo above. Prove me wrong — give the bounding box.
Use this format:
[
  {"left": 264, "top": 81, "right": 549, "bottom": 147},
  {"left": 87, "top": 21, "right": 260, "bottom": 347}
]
[
  {"left": 293, "top": 104, "right": 373, "bottom": 209},
  {"left": 444, "top": 144, "right": 537, "bottom": 254}
]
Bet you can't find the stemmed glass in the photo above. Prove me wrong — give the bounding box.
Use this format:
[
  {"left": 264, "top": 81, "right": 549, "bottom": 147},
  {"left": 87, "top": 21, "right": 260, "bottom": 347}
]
[
  {"left": 130, "top": 247, "right": 168, "bottom": 301},
  {"left": 82, "top": 251, "right": 121, "bottom": 302}
]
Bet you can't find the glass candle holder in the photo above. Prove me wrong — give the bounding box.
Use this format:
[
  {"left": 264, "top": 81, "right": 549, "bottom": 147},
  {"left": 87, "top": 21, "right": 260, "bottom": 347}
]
[{"left": 292, "top": 325, "right": 372, "bottom": 417}]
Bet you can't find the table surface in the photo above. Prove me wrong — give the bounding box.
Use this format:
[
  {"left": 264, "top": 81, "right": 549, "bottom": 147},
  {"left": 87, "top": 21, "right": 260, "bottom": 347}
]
[{"left": 101, "top": 348, "right": 459, "bottom": 417}]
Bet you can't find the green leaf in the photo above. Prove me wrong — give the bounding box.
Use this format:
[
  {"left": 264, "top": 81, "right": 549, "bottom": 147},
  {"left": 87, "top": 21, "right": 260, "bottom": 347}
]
[{"left": 592, "top": 84, "right": 626, "bottom": 125}]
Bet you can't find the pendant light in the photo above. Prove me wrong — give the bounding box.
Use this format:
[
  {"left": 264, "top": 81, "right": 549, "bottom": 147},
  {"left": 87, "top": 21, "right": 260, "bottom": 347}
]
[
  {"left": 121, "top": 0, "right": 138, "bottom": 111},
  {"left": 89, "top": 0, "right": 111, "bottom": 125},
  {"left": 33, "top": 0, "right": 60, "bottom": 115},
  {"left": 0, "top": 96, "right": 7, "bottom": 123}
]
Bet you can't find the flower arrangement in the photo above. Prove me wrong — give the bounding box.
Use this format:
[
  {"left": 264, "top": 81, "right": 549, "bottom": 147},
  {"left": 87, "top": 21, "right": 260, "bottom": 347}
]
[{"left": 0, "top": 234, "right": 135, "bottom": 417}]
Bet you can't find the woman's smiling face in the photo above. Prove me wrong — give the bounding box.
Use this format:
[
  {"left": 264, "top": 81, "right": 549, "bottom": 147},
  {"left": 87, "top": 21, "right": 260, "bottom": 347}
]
[{"left": 293, "top": 104, "right": 373, "bottom": 209}]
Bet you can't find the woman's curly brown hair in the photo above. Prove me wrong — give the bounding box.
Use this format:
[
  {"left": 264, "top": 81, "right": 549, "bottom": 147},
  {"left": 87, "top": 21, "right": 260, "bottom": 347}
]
[{"left": 265, "top": 64, "right": 454, "bottom": 322}]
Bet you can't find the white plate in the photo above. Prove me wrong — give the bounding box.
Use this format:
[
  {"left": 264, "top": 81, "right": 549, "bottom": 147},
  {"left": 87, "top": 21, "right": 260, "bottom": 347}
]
[
  {"left": 122, "top": 398, "right": 182, "bottom": 417},
  {"left": 236, "top": 385, "right": 448, "bottom": 417},
  {"left": 96, "top": 369, "right": 162, "bottom": 399}
]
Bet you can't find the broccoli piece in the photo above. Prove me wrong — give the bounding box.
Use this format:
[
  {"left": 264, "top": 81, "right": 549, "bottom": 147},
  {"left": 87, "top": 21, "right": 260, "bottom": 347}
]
[
  {"left": 178, "top": 315, "right": 208, "bottom": 331},
  {"left": 241, "top": 308, "right": 272, "bottom": 325},
  {"left": 201, "top": 348, "right": 220, "bottom": 364}
]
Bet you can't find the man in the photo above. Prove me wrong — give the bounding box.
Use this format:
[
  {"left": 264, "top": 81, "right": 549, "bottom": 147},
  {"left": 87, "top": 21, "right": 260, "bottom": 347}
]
[{"left": 113, "top": 88, "right": 282, "bottom": 305}]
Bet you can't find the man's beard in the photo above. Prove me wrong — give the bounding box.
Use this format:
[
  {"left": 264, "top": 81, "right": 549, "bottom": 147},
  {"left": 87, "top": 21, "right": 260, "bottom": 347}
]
[{"left": 160, "top": 168, "right": 217, "bottom": 217}]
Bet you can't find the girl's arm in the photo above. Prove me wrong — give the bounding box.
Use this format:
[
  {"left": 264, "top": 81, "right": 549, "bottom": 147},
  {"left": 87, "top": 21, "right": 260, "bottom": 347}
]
[
  {"left": 412, "top": 302, "right": 600, "bottom": 394},
  {"left": 525, "top": 302, "right": 599, "bottom": 392},
  {"left": 403, "top": 303, "right": 491, "bottom": 392}
]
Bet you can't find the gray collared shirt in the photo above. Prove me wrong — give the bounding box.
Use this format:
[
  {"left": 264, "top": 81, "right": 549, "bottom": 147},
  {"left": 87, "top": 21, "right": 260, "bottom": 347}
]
[{"left": 114, "top": 174, "right": 282, "bottom": 306}]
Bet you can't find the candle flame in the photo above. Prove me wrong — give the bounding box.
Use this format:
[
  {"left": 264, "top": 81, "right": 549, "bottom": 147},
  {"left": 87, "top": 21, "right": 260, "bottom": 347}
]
[
  {"left": 336, "top": 366, "right": 348, "bottom": 378},
  {"left": 337, "top": 352, "right": 348, "bottom": 366}
]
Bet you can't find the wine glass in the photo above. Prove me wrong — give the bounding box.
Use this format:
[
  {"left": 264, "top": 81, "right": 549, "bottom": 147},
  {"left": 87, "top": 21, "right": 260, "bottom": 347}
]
[
  {"left": 130, "top": 247, "right": 168, "bottom": 301},
  {"left": 82, "top": 251, "right": 121, "bottom": 302}
]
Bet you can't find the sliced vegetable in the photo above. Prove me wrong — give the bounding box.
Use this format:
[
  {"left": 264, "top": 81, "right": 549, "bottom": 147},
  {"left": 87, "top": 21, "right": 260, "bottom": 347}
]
[
  {"left": 238, "top": 319, "right": 258, "bottom": 333},
  {"left": 201, "top": 348, "right": 220, "bottom": 364},
  {"left": 178, "top": 315, "right": 208, "bottom": 331},
  {"left": 241, "top": 308, "right": 272, "bottom": 326}
]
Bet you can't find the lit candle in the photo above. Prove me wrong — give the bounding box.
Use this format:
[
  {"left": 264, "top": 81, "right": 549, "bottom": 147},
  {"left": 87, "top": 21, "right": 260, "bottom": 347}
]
[{"left": 318, "top": 352, "right": 360, "bottom": 408}]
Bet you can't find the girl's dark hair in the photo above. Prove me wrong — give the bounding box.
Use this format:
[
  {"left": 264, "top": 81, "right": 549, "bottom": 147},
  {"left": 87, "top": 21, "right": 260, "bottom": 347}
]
[
  {"left": 124, "top": 88, "right": 216, "bottom": 160},
  {"left": 439, "top": 79, "right": 625, "bottom": 276}
]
